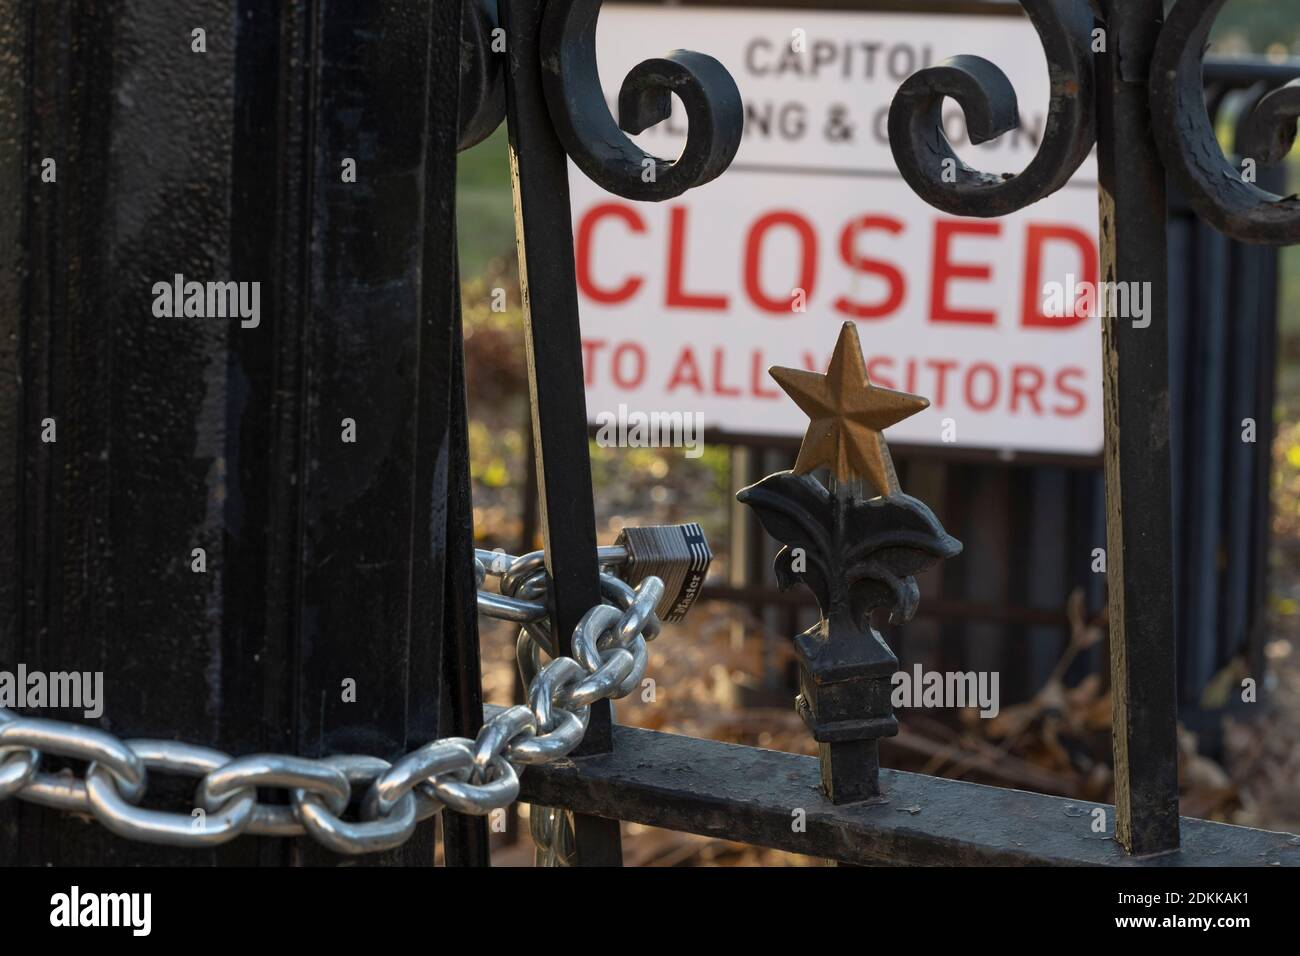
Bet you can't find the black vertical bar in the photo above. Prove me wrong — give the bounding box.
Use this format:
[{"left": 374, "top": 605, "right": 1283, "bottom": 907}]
[
  {"left": 498, "top": 0, "right": 623, "bottom": 865},
  {"left": 1004, "top": 466, "right": 1032, "bottom": 701},
  {"left": 938, "top": 463, "right": 970, "bottom": 678},
  {"left": 435, "top": 0, "right": 492, "bottom": 868},
  {"left": 1246, "top": 226, "right": 1280, "bottom": 684},
  {"left": 1025, "top": 468, "right": 1068, "bottom": 691},
  {"left": 897, "top": 458, "right": 946, "bottom": 682},
  {"left": 1167, "top": 212, "right": 1190, "bottom": 716},
  {"left": 1226, "top": 153, "right": 1283, "bottom": 676},
  {"left": 1184, "top": 226, "right": 1229, "bottom": 702},
  {"left": 502, "top": 425, "right": 540, "bottom": 848},
  {"left": 1095, "top": 0, "right": 1181, "bottom": 855},
  {"left": 960, "top": 468, "right": 1007, "bottom": 680},
  {"left": 0, "top": 0, "right": 28, "bottom": 865},
  {"left": 1220, "top": 241, "right": 1258, "bottom": 667}
]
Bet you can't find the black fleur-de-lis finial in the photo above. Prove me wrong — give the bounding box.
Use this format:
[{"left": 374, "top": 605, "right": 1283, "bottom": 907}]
[{"left": 737, "top": 325, "right": 961, "bottom": 804}]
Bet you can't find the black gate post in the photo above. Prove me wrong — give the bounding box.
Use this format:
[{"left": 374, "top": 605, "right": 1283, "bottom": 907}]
[{"left": 0, "top": 0, "right": 468, "bottom": 865}]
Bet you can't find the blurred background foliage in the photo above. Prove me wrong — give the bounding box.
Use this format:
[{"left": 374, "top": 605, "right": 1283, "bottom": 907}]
[
  {"left": 1208, "top": 0, "right": 1300, "bottom": 55},
  {"left": 457, "top": 122, "right": 732, "bottom": 556}
]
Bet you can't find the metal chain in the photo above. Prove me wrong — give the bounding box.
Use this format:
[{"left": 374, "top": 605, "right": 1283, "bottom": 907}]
[
  {"left": 0, "top": 548, "right": 663, "bottom": 856},
  {"left": 475, "top": 546, "right": 663, "bottom": 867},
  {"left": 529, "top": 804, "right": 576, "bottom": 867}
]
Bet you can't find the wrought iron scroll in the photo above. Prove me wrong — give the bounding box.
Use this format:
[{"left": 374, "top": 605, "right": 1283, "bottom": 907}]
[
  {"left": 1150, "top": 0, "right": 1300, "bottom": 244},
  {"left": 538, "top": 0, "right": 743, "bottom": 201},
  {"left": 887, "top": 0, "right": 1095, "bottom": 217},
  {"left": 459, "top": 0, "right": 508, "bottom": 152}
]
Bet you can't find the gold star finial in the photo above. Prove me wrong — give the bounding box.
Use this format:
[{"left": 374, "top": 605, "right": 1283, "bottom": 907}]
[{"left": 770, "top": 322, "right": 929, "bottom": 497}]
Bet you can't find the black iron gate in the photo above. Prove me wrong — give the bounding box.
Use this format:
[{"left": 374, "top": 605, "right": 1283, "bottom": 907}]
[{"left": 2, "top": 0, "right": 1298, "bottom": 867}]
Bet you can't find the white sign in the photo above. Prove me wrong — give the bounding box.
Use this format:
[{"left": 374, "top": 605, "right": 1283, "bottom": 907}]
[{"left": 570, "top": 5, "right": 1103, "bottom": 456}]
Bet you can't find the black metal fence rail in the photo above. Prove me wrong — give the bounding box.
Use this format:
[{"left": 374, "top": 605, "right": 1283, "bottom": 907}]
[{"left": 508, "top": 709, "right": 1299, "bottom": 866}]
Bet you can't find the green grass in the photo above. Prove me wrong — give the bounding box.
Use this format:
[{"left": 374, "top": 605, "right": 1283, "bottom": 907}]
[
  {"left": 1282, "top": 155, "right": 1300, "bottom": 342},
  {"left": 1284, "top": 246, "right": 1300, "bottom": 339},
  {"left": 457, "top": 126, "right": 517, "bottom": 279},
  {"left": 1208, "top": 0, "right": 1300, "bottom": 53}
]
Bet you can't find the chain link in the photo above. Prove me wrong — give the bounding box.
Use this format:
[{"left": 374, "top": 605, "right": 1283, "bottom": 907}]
[
  {"left": 0, "top": 548, "right": 663, "bottom": 856},
  {"left": 475, "top": 547, "right": 666, "bottom": 867},
  {"left": 529, "top": 804, "right": 577, "bottom": 867}
]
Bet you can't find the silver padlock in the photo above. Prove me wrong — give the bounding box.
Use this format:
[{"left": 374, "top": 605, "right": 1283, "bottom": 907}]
[{"left": 613, "top": 523, "right": 712, "bottom": 623}]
